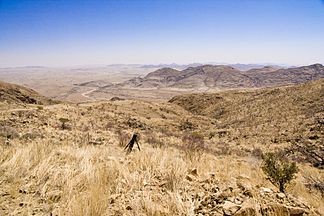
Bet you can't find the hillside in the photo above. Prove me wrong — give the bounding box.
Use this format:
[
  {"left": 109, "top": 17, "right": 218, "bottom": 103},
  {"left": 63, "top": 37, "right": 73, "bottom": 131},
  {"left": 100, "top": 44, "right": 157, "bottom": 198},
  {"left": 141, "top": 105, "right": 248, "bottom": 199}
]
[
  {"left": 170, "top": 79, "right": 324, "bottom": 166},
  {"left": 245, "top": 64, "right": 324, "bottom": 87},
  {"left": 115, "top": 64, "right": 324, "bottom": 90},
  {"left": 0, "top": 80, "right": 56, "bottom": 106},
  {"left": 118, "top": 65, "right": 252, "bottom": 89},
  {"left": 0, "top": 80, "right": 323, "bottom": 215},
  {"left": 75, "top": 80, "right": 113, "bottom": 88}
]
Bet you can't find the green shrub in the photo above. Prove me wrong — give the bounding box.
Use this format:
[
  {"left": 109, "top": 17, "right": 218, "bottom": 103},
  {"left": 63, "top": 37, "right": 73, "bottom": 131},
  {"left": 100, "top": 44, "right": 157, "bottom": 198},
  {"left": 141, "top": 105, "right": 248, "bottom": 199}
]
[{"left": 262, "top": 152, "right": 298, "bottom": 192}]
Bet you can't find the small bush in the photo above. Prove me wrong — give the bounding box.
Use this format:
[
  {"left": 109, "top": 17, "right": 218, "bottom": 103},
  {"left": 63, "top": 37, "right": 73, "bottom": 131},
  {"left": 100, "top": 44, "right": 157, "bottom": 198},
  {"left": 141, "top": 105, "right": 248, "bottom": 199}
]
[
  {"left": 179, "top": 119, "right": 196, "bottom": 131},
  {"left": 208, "top": 131, "right": 216, "bottom": 139},
  {"left": 126, "top": 118, "right": 147, "bottom": 129},
  {"left": 251, "top": 147, "right": 263, "bottom": 158},
  {"left": 105, "top": 121, "right": 115, "bottom": 130},
  {"left": 146, "top": 135, "right": 164, "bottom": 148},
  {"left": 304, "top": 176, "right": 324, "bottom": 197},
  {"left": 59, "top": 118, "right": 71, "bottom": 130},
  {"left": 159, "top": 128, "right": 178, "bottom": 138},
  {"left": 21, "top": 131, "right": 43, "bottom": 140},
  {"left": 216, "top": 141, "right": 231, "bottom": 155},
  {"left": 181, "top": 132, "right": 205, "bottom": 161},
  {"left": 261, "top": 152, "right": 298, "bottom": 193},
  {"left": 164, "top": 167, "right": 181, "bottom": 192},
  {"left": 288, "top": 141, "right": 324, "bottom": 168},
  {"left": 116, "top": 130, "right": 129, "bottom": 148},
  {"left": 0, "top": 126, "right": 19, "bottom": 139}
]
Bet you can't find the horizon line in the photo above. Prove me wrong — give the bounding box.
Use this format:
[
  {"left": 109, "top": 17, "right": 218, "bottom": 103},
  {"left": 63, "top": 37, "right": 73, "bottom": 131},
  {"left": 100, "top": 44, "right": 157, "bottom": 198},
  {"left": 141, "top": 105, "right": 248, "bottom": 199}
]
[{"left": 2, "top": 62, "right": 321, "bottom": 69}]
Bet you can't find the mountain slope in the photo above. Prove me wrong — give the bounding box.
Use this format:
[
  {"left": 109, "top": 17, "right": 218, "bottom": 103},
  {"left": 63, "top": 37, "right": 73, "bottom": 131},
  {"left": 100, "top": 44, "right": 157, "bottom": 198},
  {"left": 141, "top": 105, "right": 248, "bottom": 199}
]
[
  {"left": 169, "top": 65, "right": 254, "bottom": 89},
  {"left": 119, "top": 67, "right": 184, "bottom": 88},
  {"left": 0, "top": 80, "right": 55, "bottom": 105},
  {"left": 169, "top": 78, "right": 324, "bottom": 165},
  {"left": 117, "top": 64, "right": 324, "bottom": 90},
  {"left": 245, "top": 63, "right": 324, "bottom": 87}
]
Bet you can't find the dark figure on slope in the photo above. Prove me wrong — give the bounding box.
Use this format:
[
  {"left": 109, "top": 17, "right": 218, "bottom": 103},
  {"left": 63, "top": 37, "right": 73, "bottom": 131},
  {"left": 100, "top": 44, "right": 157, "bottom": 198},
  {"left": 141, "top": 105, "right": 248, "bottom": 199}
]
[{"left": 124, "top": 133, "right": 140, "bottom": 154}]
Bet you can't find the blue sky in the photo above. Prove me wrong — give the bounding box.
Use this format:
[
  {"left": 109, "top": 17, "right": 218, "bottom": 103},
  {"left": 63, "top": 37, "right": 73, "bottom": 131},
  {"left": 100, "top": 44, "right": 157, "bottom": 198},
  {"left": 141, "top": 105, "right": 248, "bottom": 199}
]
[{"left": 0, "top": 0, "right": 323, "bottom": 67}]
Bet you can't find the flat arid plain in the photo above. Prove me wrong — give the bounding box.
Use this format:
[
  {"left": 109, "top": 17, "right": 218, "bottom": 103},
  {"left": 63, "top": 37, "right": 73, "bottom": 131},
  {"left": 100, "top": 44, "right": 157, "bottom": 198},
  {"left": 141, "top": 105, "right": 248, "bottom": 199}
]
[
  {"left": 0, "top": 64, "right": 323, "bottom": 215},
  {"left": 0, "top": 65, "right": 158, "bottom": 102}
]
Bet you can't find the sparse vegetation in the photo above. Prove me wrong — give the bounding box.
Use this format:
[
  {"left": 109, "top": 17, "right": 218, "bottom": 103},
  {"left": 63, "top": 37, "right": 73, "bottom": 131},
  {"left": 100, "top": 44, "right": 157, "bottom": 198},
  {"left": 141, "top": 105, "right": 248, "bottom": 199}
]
[
  {"left": 181, "top": 131, "right": 205, "bottom": 161},
  {"left": 0, "top": 79, "right": 323, "bottom": 215},
  {"left": 215, "top": 141, "right": 231, "bottom": 155},
  {"left": 116, "top": 129, "right": 129, "bottom": 148},
  {"left": 164, "top": 166, "right": 182, "bottom": 192},
  {"left": 21, "top": 131, "right": 42, "bottom": 140},
  {"left": 304, "top": 175, "right": 324, "bottom": 197},
  {"left": 126, "top": 117, "right": 147, "bottom": 129},
  {"left": 146, "top": 134, "right": 164, "bottom": 148},
  {"left": 179, "top": 119, "right": 196, "bottom": 131},
  {"left": 288, "top": 140, "right": 324, "bottom": 168},
  {"left": 262, "top": 152, "right": 299, "bottom": 193},
  {"left": 208, "top": 131, "right": 216, "bottom": 139},
  {"left": 59, "top": 117, "right": 70, "bottom": 130},
  {"left": 0, "top": 125, "right": 19, "bottom": 139},
  {"left": 251, "top": 147, "right": 263, "bottom": 158}
]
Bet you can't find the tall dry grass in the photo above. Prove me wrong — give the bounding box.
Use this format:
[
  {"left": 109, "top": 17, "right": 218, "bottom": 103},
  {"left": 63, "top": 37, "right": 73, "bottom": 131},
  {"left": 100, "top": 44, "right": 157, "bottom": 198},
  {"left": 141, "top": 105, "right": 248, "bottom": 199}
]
[{"left": 1, "top": 136, "right": 323, "bottom": 215}]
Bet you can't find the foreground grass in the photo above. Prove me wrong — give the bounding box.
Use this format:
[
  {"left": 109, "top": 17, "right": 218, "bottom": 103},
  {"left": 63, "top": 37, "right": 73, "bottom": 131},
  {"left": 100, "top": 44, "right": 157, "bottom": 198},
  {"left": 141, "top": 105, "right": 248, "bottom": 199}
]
[
  {"left": 1, "top": 137, "right": 323, "bottom": 215},
  {"left": 0, "top": 81, "right": 323, "bottom": 215}
]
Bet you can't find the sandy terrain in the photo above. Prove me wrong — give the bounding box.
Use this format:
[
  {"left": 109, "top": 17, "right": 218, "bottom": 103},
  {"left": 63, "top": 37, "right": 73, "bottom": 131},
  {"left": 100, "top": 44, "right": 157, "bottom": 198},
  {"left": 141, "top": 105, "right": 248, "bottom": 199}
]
[{"left": 0, "top": 65, "right": 159, "bottom": 102}]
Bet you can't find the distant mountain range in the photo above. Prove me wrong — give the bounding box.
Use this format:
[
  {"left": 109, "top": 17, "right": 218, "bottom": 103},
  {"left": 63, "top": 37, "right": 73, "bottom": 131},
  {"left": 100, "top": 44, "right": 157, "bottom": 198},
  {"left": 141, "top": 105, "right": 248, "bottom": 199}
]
[
  {"left": 140, "top": 63, "right": 283, "bottom": 71},
  {"left": 112, "top": 63, "right": 324, "bottom": 90}
]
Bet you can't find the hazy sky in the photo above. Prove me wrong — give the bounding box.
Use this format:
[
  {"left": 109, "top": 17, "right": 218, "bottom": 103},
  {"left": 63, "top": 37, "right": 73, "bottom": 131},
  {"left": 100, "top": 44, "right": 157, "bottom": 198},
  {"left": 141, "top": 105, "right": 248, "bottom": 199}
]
[{"left": 0, "top": 0, "right": 324, "bottom": 67}]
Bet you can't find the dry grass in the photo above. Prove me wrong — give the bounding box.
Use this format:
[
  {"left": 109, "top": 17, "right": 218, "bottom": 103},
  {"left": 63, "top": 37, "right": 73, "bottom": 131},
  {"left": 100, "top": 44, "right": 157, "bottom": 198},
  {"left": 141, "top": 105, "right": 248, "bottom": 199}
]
[
  {"left": 1, "top": 136, "right": 323, "bottom": 215},
  {"left": 0, "top": 80, "right": 323, "bottom": 215}
]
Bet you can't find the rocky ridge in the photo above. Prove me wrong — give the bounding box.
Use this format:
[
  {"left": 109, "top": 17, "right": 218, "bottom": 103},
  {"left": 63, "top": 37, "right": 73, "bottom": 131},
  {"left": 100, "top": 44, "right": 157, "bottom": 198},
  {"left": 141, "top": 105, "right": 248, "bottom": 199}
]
[
  {"left": 0, "top": 80, "right": 55, "bottom": 105},
  {"left": 113, "top": 64, "right": 324, "bottom": 90}
]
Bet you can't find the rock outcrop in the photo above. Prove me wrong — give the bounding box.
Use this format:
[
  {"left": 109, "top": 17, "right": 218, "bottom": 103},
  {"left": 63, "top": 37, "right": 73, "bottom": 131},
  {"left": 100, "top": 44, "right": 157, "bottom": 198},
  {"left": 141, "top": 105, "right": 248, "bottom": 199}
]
[{"left": 187, "top": 172, "right": 317, "bottom": 216}]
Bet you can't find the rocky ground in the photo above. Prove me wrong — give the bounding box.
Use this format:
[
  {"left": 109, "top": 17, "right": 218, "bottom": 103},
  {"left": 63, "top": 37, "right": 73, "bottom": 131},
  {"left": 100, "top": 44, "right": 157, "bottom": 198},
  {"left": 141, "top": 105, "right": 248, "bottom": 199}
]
[{"left": 0, "top": 79, "right": 323, "bottom": 215}]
